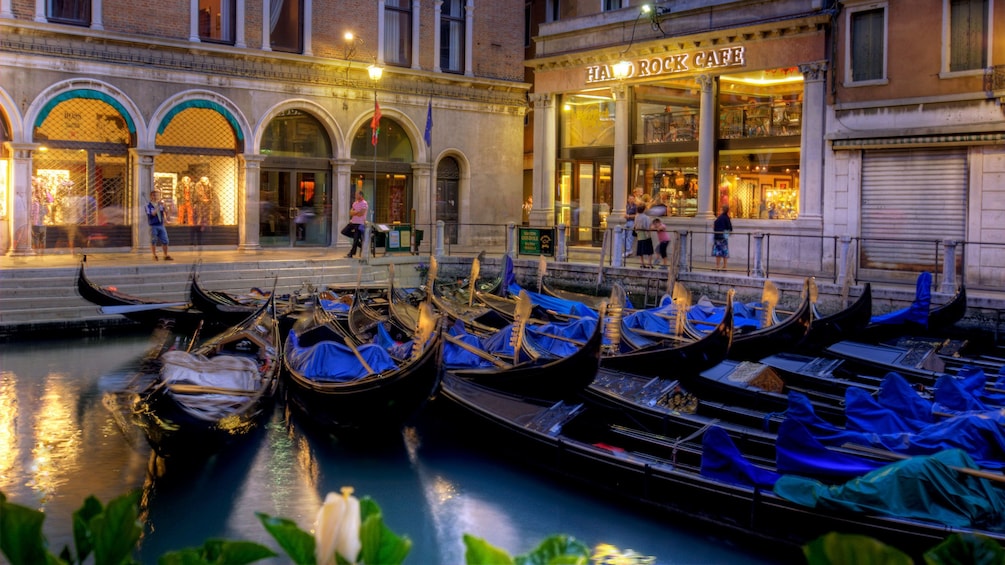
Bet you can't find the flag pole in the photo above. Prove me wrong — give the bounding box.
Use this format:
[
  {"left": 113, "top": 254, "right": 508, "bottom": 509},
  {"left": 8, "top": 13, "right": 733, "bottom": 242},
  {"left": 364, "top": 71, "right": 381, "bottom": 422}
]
[{"left": 426, "top": 95, "right": 433, "bottom": 256}]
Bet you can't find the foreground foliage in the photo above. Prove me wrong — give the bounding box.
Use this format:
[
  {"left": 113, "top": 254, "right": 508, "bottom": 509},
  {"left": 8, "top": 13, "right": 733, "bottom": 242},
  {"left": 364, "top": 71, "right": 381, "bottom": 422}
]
[{"left": 4, "top": 490, "right": 1004, "bottom": 564}]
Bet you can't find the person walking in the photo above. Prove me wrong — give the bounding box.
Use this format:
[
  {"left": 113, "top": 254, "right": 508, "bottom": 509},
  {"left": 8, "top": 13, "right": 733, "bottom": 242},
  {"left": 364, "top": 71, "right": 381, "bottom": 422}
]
[
  {"left": 146, "top": 189, "right": 173, "bottom": 261},
  {"left": 30, "top": 177, "right": 51, "bottom": 254},
  {"left": 712, "top": 204, "right": 732, "bottom": 271},
  {"left": 345, "top": 190, "right": 368, "bottom": 258}
]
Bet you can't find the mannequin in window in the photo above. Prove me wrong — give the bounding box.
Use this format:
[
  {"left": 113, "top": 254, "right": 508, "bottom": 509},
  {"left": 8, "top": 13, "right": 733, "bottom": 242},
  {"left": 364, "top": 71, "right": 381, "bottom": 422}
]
[{"left": 177, "top": 175, "right": 194, "bottom": 225}]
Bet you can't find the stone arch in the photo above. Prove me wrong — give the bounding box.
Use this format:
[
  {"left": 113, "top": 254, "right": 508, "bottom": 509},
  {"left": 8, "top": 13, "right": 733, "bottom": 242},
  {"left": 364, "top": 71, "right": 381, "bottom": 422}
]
[
  {"left": 344, "top": 104, "right": 425, "bottom": 162},
  {"left": 26, "top": 79, "right": 146, "bottom": 146},
  {"left": 148, "top": 91, "right": 251, "bottom": 151},
  {"left": 0, "top": 86, "right": 23, "bottom": 142},
  {"left": 253, "top": 99, "right": 342, "bottom": 156}
]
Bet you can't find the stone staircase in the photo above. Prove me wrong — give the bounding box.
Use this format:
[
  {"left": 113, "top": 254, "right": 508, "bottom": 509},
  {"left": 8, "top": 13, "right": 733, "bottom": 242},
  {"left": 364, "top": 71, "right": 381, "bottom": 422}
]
[{"left": 0, "top": 255, "right": 428, "bottom": 338}]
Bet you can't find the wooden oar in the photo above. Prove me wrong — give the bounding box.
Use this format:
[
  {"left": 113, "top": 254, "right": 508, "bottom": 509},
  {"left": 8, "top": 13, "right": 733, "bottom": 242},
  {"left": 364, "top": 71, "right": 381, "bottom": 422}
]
[
  {"left": 168, "top": 383, "right": 259, "bottom": 396},
  {"left": 186, "top": 320, "right": 204, "bottom": 353},
  {"left": 529, "top": 330, "right": 586, "bottom": 346},
  {"left": 443, "top": 333, "right": 512, "bottom": 368},
  {"left": 841, "top": 443, "right": 1005, "bottom": 484},
  {"left": 628, "top": 328, "right": 689, "bottom": 342},
  {"left": 100, "top": 302, "right": 189, "bottom": 314}
]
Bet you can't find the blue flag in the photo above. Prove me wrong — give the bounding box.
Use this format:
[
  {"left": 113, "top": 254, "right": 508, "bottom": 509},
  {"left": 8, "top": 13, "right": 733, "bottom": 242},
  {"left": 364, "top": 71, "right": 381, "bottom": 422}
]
[{"left": 424, "top": 99, "right": 433, "bottom": 147}]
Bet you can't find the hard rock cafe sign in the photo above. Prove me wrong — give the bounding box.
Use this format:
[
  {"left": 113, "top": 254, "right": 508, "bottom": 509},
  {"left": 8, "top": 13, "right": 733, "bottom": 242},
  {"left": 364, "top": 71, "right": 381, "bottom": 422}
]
[{"left": 585, "top": 46, "right": 746, "bottom": 83}]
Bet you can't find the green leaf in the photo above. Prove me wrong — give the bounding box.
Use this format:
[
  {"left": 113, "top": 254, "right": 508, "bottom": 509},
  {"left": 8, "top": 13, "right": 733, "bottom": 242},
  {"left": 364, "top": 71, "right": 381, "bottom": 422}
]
[
  {"left": 803, "top": 532, "right": 912, "bottom": 565},
  {"left": 463, "top": 534, "right": 514, "bottom": 565},
  {"left": 89, "top": 491, "right": 142, "bottom": 565},
  {"left": 256, "top": 512, "right": 315, "bottom": 565},
  {"left": 358, "top": 507, "right": 411, "bottom": 565},
  {"left": 159, "top": 540, "right": 277, "bottom": 565},
  {"left": 514, "top": 535, "right": 590, "bottom": 565},
  {"left": 924, "top": 533, "right": 1005, "bottom": 565},
  {"left": 73, "top": 495, "right": 105, "bottom": 563},
  {"left": 0, "top": 495, "right": 54, "bottom": 565}
]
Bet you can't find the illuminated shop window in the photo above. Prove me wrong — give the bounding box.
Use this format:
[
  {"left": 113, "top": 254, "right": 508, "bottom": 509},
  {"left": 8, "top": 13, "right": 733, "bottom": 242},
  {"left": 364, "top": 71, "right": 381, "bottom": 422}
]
[
  {"left": 635, "top": 82, "right": 700, "bottom": 145},
  {"left": 155, "top": 106, "right": 240, "bottom": 228},
  {"left": 560, "top": 91, "right": 616, "bottom": 148},
  {"left": 717, "top": 149, "right": 800, "bottom": 220},
  {"left": 633, "top": 154, "right": 699, "bottom": 217},
  {"left": 718, "top": 68, "right": 802, "bottom": 140}
]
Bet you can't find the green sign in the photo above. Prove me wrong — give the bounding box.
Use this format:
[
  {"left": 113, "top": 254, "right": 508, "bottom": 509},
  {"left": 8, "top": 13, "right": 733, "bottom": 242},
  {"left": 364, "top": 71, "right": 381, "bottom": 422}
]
[{"left": 518, "top": 227, "right": 555, "bottom": 256}]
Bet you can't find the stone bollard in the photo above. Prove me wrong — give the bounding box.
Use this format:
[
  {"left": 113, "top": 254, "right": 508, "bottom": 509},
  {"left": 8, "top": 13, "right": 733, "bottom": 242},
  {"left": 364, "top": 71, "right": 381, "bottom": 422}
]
[
  {"left": 556, "top": 224, "right": 567, "bottom": 262},
  {"left": 507, "top": 222, "right": 517, "bottom": 257},
  {"left": 838, "top": 235, "right": 851, "bottom": 284},
  {"left": 613, "top": 226, "right": 625, "bottom": 268},
  {"left": 942, "top": 239, "right": 958, "bottom": 293},
  {"left": 752, "top": 232, "right": 765, "bottom": 278},
  {"left": 677, "top": 230, "right": 689, "bottom": 274},
  {"left": 435, "top": 220, "right": 445, "bottom": 258}
]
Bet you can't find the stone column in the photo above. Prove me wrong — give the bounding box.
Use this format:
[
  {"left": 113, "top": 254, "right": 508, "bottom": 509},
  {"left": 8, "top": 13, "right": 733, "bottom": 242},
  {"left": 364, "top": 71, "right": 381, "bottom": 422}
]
[
  {"left": 130, "top": 148, "right": 161, "bottom": 253},
  {"left": 7, "top": 143, "right": 38, "bottom": 256},
  {"left": 333, "top": 158, "right": 355, "bottom": 251},
  {"left": 235, "top": 0, "right": 246, "bottom": 47},
  {"left": 34, "top": 0, "right": 45, "bottom": 22},
  {"left": 261, "top": 0, "right": 271, "bottom": 51},
  {"left": 696, "top": 74, "right": 716, "bottom": 220},
  {"left": 611, "top": 82, "right": 629, "bottom": 225},
  {"left": 798, "top": 61, "right": 827, "bottom": 223},
  {"left": 412, "top": 161, "right": 432, "bottom": 249},
  {"left": 463, "top": 0, "right": 474, "bottom": 77},
  {"left": 91, "top": 0, "right": 103, "bottom": 29},
  {"left": 410, "top": 0, "right": 421, "bottom": 70},
  {"left": 529, "top": 92, "right": 555, "bottom": 227},
  {"left": 301, "top": 0, "right": 312, "bottom": 56},
  {"left": 239, "top": 154, "right": 265, "bottom": 251},
  {"left": 376, "top": 0, "right": 386, "bottom": 65},
  {"left": 432, "top": 1, "right": 442, "bottom": 73},
  {"left": 189, "top": 0, "right": 200, "bottom": 41}
]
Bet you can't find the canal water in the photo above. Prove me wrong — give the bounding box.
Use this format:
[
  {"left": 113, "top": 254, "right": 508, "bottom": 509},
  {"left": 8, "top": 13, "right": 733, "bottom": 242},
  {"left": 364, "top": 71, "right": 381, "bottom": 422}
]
[{"left": 1, "top": 334, "right": 781, "bottom": 564}]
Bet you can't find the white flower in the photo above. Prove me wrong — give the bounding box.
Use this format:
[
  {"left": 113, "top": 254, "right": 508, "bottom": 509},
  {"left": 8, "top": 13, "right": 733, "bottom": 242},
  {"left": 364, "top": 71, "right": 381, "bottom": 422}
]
[{"left": 314, "top": 486, "right": 362, "bottom": 565}]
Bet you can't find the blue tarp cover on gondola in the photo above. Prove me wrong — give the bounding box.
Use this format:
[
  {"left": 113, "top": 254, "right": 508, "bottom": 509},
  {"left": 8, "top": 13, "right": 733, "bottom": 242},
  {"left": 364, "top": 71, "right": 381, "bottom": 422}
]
[
  {"left": 687, "top": 296, "right": 761, "bottom": 331},
  {"left": 700, "top": 426, "right": 780, "bottom": 489},
  {"left": 374, "top": 322, "right": 414, "bottom": 360},
  {"left": 622, "top": 295, "right": 677, "bottom": 347},
  {"left": 502, "top": 254, "right": 603, "bottom": 318},
  {"left": 775, "top": 419, "right": 885, "bottom": 479},
  {"left": 870, "top": 271, "right": 931, "bottom": 327},
  {"left": 785, "top": 389, "right": 1005, "bottom": 470},
  {"left": 286, "top": 330, "right": 398, "bottom": 381},
  {"left": 526, "top": 317, "right": 597, "bottom": 357},
  {"left": 774, "top": 449, "right": 1005, "bottom": 531},
  {"left": 443, "top": 321, "right": 498, "bottom": 369}
]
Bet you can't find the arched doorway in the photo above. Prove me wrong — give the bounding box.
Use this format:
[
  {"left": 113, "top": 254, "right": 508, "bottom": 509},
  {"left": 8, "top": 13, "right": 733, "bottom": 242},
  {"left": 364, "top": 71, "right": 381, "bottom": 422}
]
[
  {"left": 351, "top": 117, "right": 413, "bottom": 225},
  {"left": 436, "top": 157, "right": 460, "bottom": 244},
  {"left": 260, "top": 109, "right": 333, "bottom": 247},
  {"left": 32, "top": 91, "right": 134, "bottom": 250},
  {"left": 154, "top": 101, "right": 242, "bottom": 246}
]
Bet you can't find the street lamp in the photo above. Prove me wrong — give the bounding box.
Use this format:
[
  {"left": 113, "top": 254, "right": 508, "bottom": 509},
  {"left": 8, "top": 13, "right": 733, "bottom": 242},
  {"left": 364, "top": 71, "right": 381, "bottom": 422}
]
[{"left": 365, "top": 62, "right": 383, "bottom": 259}]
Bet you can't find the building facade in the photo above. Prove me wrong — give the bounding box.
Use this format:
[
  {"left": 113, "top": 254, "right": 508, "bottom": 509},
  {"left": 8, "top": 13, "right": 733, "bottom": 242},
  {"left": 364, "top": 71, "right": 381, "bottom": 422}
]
[
  {"left": 527, "top": 0, "right": 1005, "bottom": 289},
  {"left": 0, "top": 0, "right": 528, "bottom": 255}
]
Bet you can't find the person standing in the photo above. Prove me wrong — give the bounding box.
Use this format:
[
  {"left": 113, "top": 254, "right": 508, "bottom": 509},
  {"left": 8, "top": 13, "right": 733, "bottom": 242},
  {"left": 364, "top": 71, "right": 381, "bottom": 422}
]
[
  {"left": 345, "top": 190, "right": 368, "bottom": 258},
  {"left": 624, "top": 189, "right": 641, "bottom": 257},
  {"left": 712, "top": 204, "right": 732, "bottom": 271},
  {"left": 652, "top": 217, "right": 670, "bottom": 268},
  {"left": 146, "top": 190, "right": 173, "bottom": 261},
  {"left": 634, "top": 203, "right": 654, "bottom": 268}
]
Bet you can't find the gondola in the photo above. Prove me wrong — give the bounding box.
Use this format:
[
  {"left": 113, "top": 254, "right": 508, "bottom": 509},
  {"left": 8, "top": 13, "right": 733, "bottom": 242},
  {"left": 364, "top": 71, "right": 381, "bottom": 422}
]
[
  {"left": 283, "top": 298, "right": 442, "bottom": 435},
  {"left": 77, "top": 258, "right": 207, "bottom": 331},
  {"left": 858, "top": 272, "right": 967, "bottom": 343},
  {"left": 722, "top": 279, "right": 814, "bottom": 361},
  {"left": 132, "top": 294, "right": 281, "bottom": 458},
  {"left": 441, "top": 292, "right": 605, "bottom": 400},
  {"left": 795, "top": 282, "right": 873, "bottom": 353},
  {"left": 188, "top": 271, "right": 273, "bottom": 328},
  {"left": 599, "top": 290, "right": 732, "bottom": 376},
  {"left": 434, "top": 373, "right": 1005, "bottom": 562}
]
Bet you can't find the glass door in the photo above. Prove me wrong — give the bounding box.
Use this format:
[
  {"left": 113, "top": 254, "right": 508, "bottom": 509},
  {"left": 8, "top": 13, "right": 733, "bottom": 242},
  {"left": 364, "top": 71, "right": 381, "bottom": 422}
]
[{"left": 260, "top": 169, "right": 330, "bottom": 246}]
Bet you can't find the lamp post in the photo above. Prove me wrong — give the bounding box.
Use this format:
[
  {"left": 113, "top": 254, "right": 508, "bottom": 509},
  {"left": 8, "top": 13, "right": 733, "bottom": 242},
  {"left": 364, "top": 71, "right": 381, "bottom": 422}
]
[{"left": 366, "top": 62, "right": 383, "bottom": 259}]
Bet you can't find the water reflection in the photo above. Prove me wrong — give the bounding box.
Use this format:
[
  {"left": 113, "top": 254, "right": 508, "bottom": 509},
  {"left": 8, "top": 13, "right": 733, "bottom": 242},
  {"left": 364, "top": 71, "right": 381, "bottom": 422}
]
[{"left": 2, "top": 335, "right": 775, "bottom": 564}]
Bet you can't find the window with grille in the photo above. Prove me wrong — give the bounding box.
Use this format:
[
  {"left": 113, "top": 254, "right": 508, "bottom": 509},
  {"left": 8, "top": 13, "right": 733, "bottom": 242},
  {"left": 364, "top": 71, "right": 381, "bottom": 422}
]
[
  {"left": 155, "top": 106, "right": 239, "bottom": 245},
  {"left": 848, "top": 6, "right": 886, "bottom": 83},
  {"left": 47, "top": 0, "right": 90, "bottom": 26},
  {"left": 198, "top": 0, "right": 236, "bottom": 44},
  {"left": 948, "top": 0, "right": 988, "bottom": 72},
  {"left": 440, "top": 0, "right": 464, "bottom": 73},
  {"left": 270, "top": 0, "right": 303, "bottom": 53},
  {"left": 33, "top": 97, "right": 132, "bottom": 249},
  {"left": 384, "top": 0, "right": 411, "bottom": 67}
]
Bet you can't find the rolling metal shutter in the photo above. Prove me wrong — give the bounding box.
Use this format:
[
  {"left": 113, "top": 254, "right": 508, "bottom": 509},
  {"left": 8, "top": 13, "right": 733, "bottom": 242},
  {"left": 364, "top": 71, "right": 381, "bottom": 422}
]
[{"left": 860, "top": 148, "right": 967, "bottom": 271}]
